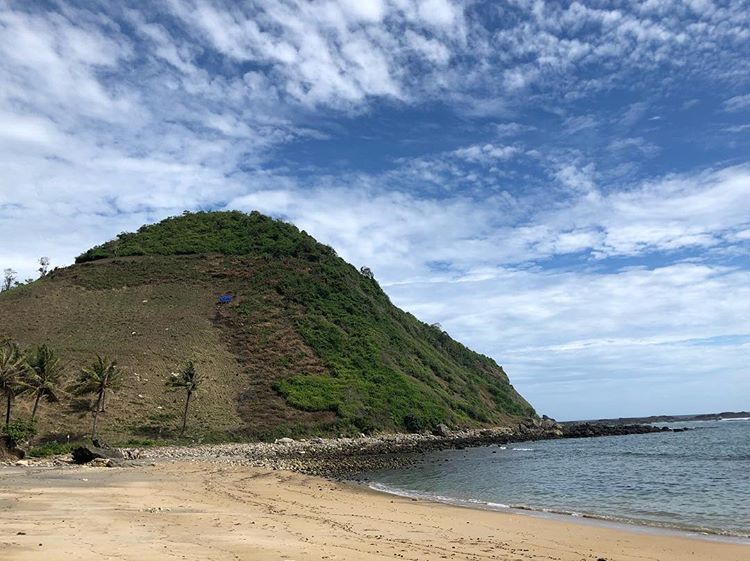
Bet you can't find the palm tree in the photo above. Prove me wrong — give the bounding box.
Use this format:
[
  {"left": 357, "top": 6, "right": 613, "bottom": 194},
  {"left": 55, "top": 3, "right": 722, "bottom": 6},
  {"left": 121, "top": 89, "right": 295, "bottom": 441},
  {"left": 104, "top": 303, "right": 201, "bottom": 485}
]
[
  {"left": 0, "top": 342, "right": 26, "bottom": 427},
  {"left": 166, "top": 361, "right": 203, "bottom": 437},
  {"left": 22, "top": 344, "right": 64, "bottom": 422},
  {"left": 70, "top": 356, "right": 122, "bottom": 440}
]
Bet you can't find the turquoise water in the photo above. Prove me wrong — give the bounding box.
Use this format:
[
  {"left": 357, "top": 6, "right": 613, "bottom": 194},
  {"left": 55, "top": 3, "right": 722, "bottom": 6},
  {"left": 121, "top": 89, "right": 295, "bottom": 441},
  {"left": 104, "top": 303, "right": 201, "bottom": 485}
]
[{"left": 365, "top": 420, "right": 750, "bottom": 538}]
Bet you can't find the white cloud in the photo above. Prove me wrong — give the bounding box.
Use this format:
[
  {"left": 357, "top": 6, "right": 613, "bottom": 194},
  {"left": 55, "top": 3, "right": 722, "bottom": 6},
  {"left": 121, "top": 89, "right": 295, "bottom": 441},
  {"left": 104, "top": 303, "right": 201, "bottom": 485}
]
[
  {"left": 417, "top": 0, "right": 459, "bottom": 29},
  {"left": 723, "top": 123, "right": 750, "bottom": 133},
  {"left": 338, "top": 0, "right": 386, "bottom": 22},
  {"left": 452, "top": 143, "right": 519, "bottom": 163},
  {"left": 724, "top": 93, "right": 750, "bottom": 112}
]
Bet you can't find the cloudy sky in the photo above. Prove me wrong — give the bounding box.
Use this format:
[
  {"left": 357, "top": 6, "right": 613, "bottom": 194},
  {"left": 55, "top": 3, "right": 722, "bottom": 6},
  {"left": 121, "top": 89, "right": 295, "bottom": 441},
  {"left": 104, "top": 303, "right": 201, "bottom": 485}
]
[{"left": 1, "top": 0, "right": 749, "bottom": 420}]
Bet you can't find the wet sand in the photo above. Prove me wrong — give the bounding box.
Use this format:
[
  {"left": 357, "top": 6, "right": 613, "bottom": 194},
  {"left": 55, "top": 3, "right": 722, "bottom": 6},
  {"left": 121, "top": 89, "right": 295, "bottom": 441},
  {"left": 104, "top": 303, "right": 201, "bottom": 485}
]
[{"left": 1, "top": 461, "right": 747, "bottom": 560}]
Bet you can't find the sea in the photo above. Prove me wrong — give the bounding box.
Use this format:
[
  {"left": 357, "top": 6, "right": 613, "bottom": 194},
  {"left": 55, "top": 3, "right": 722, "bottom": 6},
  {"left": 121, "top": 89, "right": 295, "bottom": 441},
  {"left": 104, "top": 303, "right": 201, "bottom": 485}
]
[{"left": 365, "top": 419, "right": 750, "bottom": 540}]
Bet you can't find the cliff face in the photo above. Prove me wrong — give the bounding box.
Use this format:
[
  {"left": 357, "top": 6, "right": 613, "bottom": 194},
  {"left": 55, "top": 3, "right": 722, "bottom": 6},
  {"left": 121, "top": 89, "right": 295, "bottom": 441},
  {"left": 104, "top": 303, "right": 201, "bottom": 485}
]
[{"left": 0, "top": 211, "right": 535, "bottom": 442}]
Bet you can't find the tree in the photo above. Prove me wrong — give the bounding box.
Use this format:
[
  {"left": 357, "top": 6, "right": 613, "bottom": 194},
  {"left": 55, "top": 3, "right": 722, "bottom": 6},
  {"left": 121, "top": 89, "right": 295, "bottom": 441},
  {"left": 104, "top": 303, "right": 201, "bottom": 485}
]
[
  {"left": 38, "top": 257, "right": 50, "bottom": 278},
  {"left": 0, "top": 342, "right": 26, "bottom": 427},
  {"left": 166, "top": 361, "right": 204, "bottom": 436},
  {"left": 2, "top": 268, "right": 16, "bottom": 291},
  {"left": 22, "top": 344, "right": 64, "bottom": 422},
  {"left": 70, "top": 356, "right": 122, "bottom": 439}
]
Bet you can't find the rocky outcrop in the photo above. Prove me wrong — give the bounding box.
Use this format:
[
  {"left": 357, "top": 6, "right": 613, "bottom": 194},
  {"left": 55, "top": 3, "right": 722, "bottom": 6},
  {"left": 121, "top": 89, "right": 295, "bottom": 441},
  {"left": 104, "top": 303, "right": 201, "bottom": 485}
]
[
  {"left": 71, "top": 445, "right": 124, "bottom": 465},
  {"left": 560, "top": 423, "right": 669, "bottom": 439},
  {"left": 128, "top": 420, "right": 683, "bottom": 478},
  {"left": 0, "top": 436, "right": 25, "bottom": 461}
]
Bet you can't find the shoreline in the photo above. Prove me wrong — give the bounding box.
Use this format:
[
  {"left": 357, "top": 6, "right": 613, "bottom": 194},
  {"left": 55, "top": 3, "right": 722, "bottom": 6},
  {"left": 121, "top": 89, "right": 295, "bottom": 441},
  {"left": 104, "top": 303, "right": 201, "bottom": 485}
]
[
  {"left": 362, "top": 479, "right": 750, "bottom": 545},
  {"left": 1, "top": 460, "right": 747, "bottom": 561},
  {"left": 125, "top": 420, "right": 678, "bottom": 477}
]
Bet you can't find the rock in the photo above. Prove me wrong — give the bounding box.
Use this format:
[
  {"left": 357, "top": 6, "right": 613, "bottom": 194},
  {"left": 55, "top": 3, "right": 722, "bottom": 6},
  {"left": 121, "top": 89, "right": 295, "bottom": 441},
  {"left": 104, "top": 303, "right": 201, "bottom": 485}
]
[
  {"left": 1, "top": 435, "right": 26, "bottom": 460},
  {"left": 71, "top": 445, "right": 124, "bottom": 465},
  {"left": 122, "top": 449, "right": 142, "bottom": 460},
  {"left": 432, "top": 424, "right": 451, "bottom": 437},
  {"left": 15, "top": 459, "right": 30, "bottom": 466},
  {"left": 275, "top": 437, "right": 295, "bottom": 445}
]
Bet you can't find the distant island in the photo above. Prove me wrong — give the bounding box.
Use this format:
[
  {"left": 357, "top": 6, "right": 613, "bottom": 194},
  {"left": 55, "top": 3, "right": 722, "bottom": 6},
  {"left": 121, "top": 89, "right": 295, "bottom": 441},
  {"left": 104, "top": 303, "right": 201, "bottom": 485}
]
[{"left": 565, "top": 411, "right": 750, "bottom": 425}]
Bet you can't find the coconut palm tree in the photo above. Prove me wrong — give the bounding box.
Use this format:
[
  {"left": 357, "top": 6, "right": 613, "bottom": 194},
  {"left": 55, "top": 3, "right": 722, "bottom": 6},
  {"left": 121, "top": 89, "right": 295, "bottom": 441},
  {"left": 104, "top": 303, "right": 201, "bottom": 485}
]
[
  {"left": 166, "top": 361, "right": 203, "bottom": 436},
  {"left": 22, "top": 344, "right": 65, "bottom": 422},
  {"left": 0, "top": 342, "right": 26, "bottom": 427},
  {"left": 70, "top": 355, "right": 122, "bottom": 440}
]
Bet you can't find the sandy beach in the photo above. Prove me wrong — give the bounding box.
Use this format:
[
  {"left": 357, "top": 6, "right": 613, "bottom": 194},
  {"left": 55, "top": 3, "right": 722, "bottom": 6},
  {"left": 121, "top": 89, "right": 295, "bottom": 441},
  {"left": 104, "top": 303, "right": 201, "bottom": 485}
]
[{"left": 1, "top": 461, "right": 747, "bottom": 561}]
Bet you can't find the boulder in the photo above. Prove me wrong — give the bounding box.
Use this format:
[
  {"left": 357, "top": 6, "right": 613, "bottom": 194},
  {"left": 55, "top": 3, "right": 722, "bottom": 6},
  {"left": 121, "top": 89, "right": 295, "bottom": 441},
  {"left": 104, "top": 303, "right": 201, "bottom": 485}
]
[
  {"left": 0, "top": 435, "right": 25, "bottom": 460},
  {"left": 432, "top": 424, "right": 451, "bottom": 437},
  {"left": 71, "top": 445, "right": 124, "bottom": 465}
]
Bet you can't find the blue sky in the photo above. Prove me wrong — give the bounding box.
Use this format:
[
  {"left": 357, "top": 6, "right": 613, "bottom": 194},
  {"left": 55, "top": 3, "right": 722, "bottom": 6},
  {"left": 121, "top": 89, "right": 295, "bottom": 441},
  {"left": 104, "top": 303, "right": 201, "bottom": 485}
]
[{"left": 1, "top": 0, "right": 749, "bottom": 420}]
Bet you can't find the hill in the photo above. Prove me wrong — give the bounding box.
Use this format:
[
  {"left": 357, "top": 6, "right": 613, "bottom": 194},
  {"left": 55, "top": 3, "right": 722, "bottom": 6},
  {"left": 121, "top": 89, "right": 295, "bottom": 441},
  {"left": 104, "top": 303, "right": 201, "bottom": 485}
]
[{"left": 0, "top": 211, "right": 535, "bottom": 444}]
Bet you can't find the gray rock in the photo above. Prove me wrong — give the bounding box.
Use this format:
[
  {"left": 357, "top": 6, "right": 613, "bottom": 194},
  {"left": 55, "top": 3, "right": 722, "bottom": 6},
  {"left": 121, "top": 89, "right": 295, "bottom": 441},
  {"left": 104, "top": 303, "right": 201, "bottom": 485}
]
[
  {"left": 433, "top": 424, "right": 451, "bottom": 437},
  {"left": 72, "top": 445, "right": 124, "bottom": 464}
]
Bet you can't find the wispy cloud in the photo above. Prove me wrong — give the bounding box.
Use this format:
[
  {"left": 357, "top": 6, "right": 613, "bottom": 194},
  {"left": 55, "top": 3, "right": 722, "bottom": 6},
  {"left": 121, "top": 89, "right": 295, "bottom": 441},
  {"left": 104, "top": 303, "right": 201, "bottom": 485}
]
[{"left": 724, "top": 93, "right": 750, "bottom": 112}]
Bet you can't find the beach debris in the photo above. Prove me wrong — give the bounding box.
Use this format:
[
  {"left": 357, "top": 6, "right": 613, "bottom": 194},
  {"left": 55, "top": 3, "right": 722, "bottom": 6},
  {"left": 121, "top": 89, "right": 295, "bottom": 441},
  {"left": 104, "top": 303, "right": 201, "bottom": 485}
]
[{"left": 143, "top": 506, "right": 171, "bottom": 513}]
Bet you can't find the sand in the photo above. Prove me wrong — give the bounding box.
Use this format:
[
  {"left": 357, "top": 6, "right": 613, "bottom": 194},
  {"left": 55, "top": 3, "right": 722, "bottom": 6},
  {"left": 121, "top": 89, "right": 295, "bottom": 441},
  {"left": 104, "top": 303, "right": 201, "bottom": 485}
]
[{"left": 1, "top": 461, "right": 747, "bottom": 561}]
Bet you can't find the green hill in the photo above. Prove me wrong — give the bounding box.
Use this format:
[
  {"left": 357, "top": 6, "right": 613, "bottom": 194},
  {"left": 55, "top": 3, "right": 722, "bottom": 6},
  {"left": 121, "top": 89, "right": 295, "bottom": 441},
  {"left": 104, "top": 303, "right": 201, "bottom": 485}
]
[{"left": 0, "top": 211, "right": 535, "bottom": 444}]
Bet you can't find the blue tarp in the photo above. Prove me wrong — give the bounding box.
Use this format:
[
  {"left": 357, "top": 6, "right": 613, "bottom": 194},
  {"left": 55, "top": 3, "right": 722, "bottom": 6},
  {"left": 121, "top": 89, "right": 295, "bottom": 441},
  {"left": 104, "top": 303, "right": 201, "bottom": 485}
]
[{"left": 218, "top": 294, "right": 233, "bottom": 303}]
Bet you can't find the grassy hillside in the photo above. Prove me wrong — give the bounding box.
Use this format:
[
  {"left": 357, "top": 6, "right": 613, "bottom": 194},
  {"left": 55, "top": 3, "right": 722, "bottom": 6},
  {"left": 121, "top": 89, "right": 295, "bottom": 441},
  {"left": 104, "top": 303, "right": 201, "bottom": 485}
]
[{"left": 0, "top": 211, "right": 535, "bottom": 444}]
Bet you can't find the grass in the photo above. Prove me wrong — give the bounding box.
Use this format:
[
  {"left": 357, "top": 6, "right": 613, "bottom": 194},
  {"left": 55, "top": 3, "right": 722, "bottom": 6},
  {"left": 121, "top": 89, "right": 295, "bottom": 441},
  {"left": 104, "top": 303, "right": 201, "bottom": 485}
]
[
  {"left": 27, "top": 441, "right": 80, "bottom": 458},
  {"left": 1, "top": 211, "right": 535, "bottom": 442}
]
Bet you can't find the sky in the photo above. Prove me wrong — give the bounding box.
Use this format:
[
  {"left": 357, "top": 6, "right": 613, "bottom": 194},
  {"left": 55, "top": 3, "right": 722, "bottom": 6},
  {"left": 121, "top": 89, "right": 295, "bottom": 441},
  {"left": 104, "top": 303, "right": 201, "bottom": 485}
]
[{"left": 1, "top": 0, "right": 749, "bottom": 420}]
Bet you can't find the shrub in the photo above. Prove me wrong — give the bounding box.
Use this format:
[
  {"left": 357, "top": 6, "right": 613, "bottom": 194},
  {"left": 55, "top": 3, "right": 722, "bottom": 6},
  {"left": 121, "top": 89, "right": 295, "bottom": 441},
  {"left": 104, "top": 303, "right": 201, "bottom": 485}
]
[
  {"left": 28, "top": 441, "right": 77, "bottom": 458},
  {"left": 403, "top": 414, "right": 425, "bottom": 433},
  {"left": 3, "top": 419, "right": 37, "bottom": 446}
]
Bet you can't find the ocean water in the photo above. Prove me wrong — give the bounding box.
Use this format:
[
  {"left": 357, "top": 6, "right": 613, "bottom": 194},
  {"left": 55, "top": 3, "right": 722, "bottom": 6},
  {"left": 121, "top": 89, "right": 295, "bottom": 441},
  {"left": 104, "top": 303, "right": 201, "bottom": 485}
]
[{"left": 365, "top": 420, "right": 750, "bottom": 539}]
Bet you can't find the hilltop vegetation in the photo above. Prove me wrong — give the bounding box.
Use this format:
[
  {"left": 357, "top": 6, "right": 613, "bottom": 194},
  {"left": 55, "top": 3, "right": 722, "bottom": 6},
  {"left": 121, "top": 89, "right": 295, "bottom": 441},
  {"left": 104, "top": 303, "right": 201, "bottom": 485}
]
[
  {"left": 1, "top": 211, "right": 534, "bottom": 444},
  {"left": 76, "top": 211, "right": 330, "bottom": 263}
]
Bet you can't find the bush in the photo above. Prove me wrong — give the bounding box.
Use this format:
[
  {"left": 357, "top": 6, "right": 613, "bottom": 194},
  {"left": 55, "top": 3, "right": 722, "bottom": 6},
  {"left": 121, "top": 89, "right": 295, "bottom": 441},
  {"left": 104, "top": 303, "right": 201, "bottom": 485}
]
[
  {"left": 28, "top": 441, "right": 77, "bottom": 458},
  {"left": 3, "top": 419, "right": 37, "bottom": 446},
  {"left": 403, "top": 414, "right": 426, "bottom": 433}
]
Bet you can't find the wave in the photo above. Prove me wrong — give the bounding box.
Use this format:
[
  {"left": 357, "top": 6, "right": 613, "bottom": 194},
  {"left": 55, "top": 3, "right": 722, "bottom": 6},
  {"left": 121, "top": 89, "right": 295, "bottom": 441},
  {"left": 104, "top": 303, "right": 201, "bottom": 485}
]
[
  {"left": 719, "top": 417, "right": 750, "bottom": 421},
  {"left": 366, "top": 482, "right": 750, "bottom": 543},
  {"left": 511, "top": 447, "right": 534, "bottom": 451}
]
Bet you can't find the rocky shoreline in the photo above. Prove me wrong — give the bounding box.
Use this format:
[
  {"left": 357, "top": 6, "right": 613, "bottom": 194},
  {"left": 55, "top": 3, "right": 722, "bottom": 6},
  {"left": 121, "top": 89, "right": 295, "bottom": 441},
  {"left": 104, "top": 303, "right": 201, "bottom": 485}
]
[
  {"left": 3, "top": 420, "right": 682, "bottom": 477},
  {"left": 130, "top": 420, "right": 677, "bottom": 478}
]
